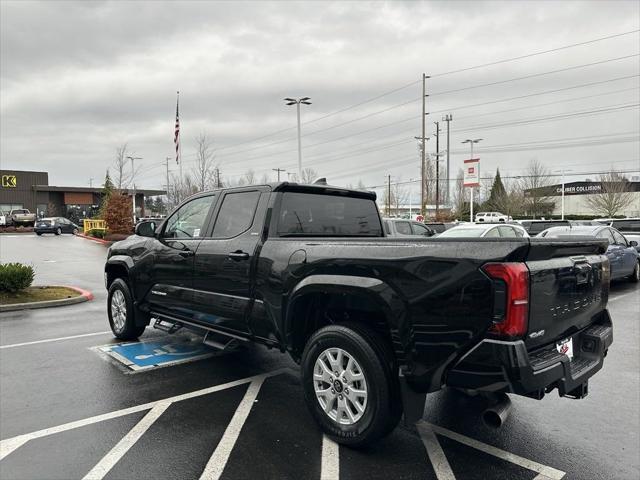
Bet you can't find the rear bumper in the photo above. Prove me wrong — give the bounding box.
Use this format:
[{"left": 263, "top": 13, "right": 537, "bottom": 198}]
[{"left": 446, "top": 310, "right": 613, "bottom": 399}]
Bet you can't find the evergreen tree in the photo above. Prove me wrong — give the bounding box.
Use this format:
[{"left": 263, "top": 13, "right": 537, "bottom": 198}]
[
  {"left": 487, "top": 168, "right": 506, "bottom": 210},
  {"left": 99, "top": 169, "right": 114, "bottom": 218}
]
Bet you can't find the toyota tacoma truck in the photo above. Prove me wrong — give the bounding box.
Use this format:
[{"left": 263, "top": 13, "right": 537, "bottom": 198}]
[{"left": 104, "top": 182, "right": 613, "bottom": 446}]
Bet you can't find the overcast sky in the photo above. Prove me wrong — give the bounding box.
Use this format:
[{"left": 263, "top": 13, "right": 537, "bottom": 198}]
[{"left": 1, "top": 0, "right": 639, "bottom": 201}]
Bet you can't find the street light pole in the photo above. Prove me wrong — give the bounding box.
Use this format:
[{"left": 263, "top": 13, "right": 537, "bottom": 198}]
[
  {"left": 284, "top": 97, "right": 311, "bottom": 180},
  {"left": 554, "top": 169, "right": 573, "bottom": 220},
  {"left": 461, "top": 139, "right": 482, "bottom": 222},
  {"left": 443, "top": 114, "right": 452, "bottom": 206},
  {"left": 126, "top": 156, "right": 142, "bottom": 223}
]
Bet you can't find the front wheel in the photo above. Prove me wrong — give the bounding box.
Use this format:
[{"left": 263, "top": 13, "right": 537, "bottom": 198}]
[
  {"left": 55, "top": 227, "right": 61, "bottom": 235},
  {"left": 107, "top": 278, "right": 146, "bottom": 340},
  {"left": 301, "top": 323, "right": 401, "bottom": 447},
  {"left": 630, "top": 260, "right": 640, "bottom": 283},
  {"left": 73, "top": 228, "right": 79, "bottom": 235}
]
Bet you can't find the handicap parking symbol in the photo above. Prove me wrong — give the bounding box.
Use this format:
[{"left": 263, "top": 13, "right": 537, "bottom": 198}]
[{"left": 98, "top": 339, "right": 217, "bottom": 371}]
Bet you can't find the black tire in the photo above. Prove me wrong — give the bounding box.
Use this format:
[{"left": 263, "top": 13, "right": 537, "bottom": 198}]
[
  {"left": 73, "top": 228, "right": 79, "bottom": 235},
  {"left": 301, "top": 323, "right": 402, "bottom": 447},
  {"left": 36, "top": 232, "right": 42, "bottom": 236},
  {"left": 630, "top": 260, "right": 640, "bottom": 283},
  {"left": 55, "top": 227, "right": 61, "bottom": 235},
  {"left": 107, "top": 278, "right": 146, "bottom": 340}
]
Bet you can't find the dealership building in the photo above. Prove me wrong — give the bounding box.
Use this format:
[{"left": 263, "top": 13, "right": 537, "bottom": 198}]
[
  {"left": 0, "top": 169, "right": 165, "bottom": 223},
  {"left": 528, "top": 180, "right": 640, "bottom": 217}
]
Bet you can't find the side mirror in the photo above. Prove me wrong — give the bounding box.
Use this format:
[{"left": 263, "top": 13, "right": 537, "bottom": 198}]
[
  {"left": 630, "top": 240, "right": 638, "bottom": 247},
  {"left": 135, "top": 220, "right": 157, "bottom": 238}
]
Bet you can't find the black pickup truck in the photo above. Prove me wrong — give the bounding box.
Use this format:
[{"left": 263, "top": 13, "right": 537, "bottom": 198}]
[{"left": 104, "top": 182, "right": 613, "bottom": 446}]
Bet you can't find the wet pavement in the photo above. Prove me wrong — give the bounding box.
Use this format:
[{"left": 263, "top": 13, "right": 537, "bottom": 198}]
[{"left": 0, "top": 234, "right": 638, "bottom": 479}]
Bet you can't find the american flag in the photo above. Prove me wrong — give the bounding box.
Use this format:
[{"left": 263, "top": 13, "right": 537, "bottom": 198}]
[{"left": 174, "top": 91, "right": 180, "bottom": 164}]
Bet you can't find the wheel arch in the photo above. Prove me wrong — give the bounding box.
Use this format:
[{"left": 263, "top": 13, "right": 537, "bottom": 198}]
[
  {"left": 285, "top": 275, "right": 407, "bottom": 364},
  {"left": 105, "top": 256, "right": 134, "bottom": 288}
]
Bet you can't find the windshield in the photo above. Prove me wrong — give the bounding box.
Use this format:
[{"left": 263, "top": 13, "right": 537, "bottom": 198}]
[{"left": 438, "top": 227, "right": 488, "bottom": 238}]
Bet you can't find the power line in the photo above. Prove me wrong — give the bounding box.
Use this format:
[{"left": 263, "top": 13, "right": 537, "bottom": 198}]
[
  {"left": 430, "top": 54, "right": 640, "bottom": 97},
  {"left": 429, "top": 29, "right": 640, "bottom": 77},
  {"left": 211, "top": 30, "right": 640, "bottom": 154}
]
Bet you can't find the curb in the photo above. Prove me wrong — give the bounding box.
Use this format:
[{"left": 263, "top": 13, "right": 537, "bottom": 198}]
[
  {"left": 75, "top": 233, "right": 112, "bottom": 245},
  {"left": 0, "top": 285, "right": 94, "bottom": 313}
]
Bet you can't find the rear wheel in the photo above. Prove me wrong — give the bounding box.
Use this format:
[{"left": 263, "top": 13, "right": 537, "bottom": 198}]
[
  {"left": 107, "top": 278, "right": 146, "bottom": 340},
  {"left": 73, "top": 227, "right": 79, "bottom": 235},
  {"left": 630, "top": 260, "right": 640, "bottom": 283},
  {"left": 36, "top": 232, "right": 42, "bottom": 236},
  {"left": 301, "top": 323, "right": 401, "bottom": 447},
  {"left": 55, "top": 227, "right": 61, "bottom": 235}
]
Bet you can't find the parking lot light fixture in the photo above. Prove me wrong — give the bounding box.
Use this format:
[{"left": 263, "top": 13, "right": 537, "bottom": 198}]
[{"left": 284, "top": 97, "right": 311, "bottom": 180}]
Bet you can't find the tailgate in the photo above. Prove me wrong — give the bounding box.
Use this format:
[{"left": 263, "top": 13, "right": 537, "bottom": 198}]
[{"left": 525, "top": 238, "right": 610, "bottom": 349}]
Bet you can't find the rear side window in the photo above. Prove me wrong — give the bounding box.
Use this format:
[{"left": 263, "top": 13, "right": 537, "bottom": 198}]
[
  {"left": 212, "top": 191, "right": 261, "bottom": 238},
  {"left": 612, "top": 220, "right": 640, "bottom": 232},
  {"left": 596, "top": 229, "right": 615, "bottom": 245},
  {"left": 277, "top": 192, "right": 382, "bottom": 237},
  {"left": 498, "top": 226, "right": 517, "bottom": 238}
]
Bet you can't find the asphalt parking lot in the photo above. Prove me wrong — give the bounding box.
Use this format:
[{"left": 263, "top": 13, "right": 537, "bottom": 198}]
[{"left": 0, "top": 234, "right": 638, "bottom": 480}]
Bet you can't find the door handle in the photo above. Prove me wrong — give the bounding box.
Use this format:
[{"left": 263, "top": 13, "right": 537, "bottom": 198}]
[
  {"left": 228, "top": 251, "right": 249, "bottom": 261},
  {"left": 179, "top": 250, "right": 195, "bottom": 257}
]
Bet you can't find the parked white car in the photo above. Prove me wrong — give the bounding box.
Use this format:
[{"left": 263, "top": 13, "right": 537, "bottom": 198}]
[
  {"left": 0, "top": 211, "right": 7, "bottom": 226},
  {"left": 475, "top": 211, "right": 512, "bottom": 223},
  {"left": 438, "top": 222, "right": 529, "bottom": 238}
]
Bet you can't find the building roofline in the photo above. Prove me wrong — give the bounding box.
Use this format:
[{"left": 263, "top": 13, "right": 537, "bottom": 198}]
[{"left": 33, "top": 185, "right": 166, "bottom": 195}]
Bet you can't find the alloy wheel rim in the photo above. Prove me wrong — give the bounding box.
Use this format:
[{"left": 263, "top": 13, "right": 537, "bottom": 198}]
[
  {"left": 314, "top": 347, "right": 368, "bottom": 426},
  {"left": 111, "top": 290, "right": 126, "bottom": 332}
]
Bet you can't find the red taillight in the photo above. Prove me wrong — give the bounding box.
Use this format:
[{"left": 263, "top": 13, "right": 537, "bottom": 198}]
[{"left": 482, "top": 262, "right": 529, "bottom": 338}]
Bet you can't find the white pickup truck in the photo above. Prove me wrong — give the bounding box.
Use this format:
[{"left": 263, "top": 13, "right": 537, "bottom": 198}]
[{"left": 8, "top": 209, "right": 37, "bottom": 226}]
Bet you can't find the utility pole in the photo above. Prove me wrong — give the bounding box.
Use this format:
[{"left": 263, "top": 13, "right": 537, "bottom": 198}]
[
  {"left": 214, "top": 168, "right": 221, "bottom": 188},
  {"left": 443, "top": 114, "right": 453, "bottom": 206},
  {"left": 434, "top": 121, "right": 441, "bottom": 218},
  {"left": 89, "top": 178, "right": 94, "bottom": 188},
  {"left": 421, "top": 73, "right": 430, "bottom": 218},
  {"left": 387, "top": 175, "right": 392, "bottom": 217},
  {"left": 272, "top": 168, "right": 286, "bottom": 182}
]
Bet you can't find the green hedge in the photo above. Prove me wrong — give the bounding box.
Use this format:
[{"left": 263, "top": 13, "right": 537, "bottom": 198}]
[
  {"left": 0, "top": 263, "right": 35, "bottom": 293},
  {"left": 88, "top": 229, "right": 106, "bottom": 239}
]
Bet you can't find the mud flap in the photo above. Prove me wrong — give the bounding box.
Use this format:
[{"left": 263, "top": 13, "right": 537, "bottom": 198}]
[{"left": 399, "top": 369, "right": 427, "bottom": 425}]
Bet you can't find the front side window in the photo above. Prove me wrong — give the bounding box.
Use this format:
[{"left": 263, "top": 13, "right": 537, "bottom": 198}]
[
  {"left": 395, "top": 221, "right": 412, "bottom": 235},
  {"left": 163, "top": 195, "right": 215, "bottom": 239},
  {"left": 212, "top": 191, "right": 261, "bottom": 238},
  {"left": 411, "top": 223, "right": 431, "bottom": 236},
  {"left": 276, "top": 192, "right": 382, "bottom": 237},
  {"left": 611, "top": 230, "right": 627, "bottom": 246}
]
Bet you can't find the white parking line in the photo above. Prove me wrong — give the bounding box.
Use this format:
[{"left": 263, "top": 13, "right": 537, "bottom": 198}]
[
  {"left": 608, "top": 290, "right": 639, "bottom": 303},
  {"left": 82, "top": 402, "right": 171, "bottom": 480},
  {"left": 417, "top": 422, "right": 456, "bottom": 480},
  {"left": 0, "top": 331, "right": 112, "bottom": 350},
  {"left": 0, "top": 369, "right": 287, "bottom": 462},
  {"left": 320, "top": 435, "right": 340, "bottom": 480},
  {"left": 426, "top": 422, "right": 566, "bottom": 479},
  {"left": 200, "top": 377, "right": 265, "bottom": 480}
]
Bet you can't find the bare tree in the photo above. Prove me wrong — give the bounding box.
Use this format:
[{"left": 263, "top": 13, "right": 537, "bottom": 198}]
[
  {"left": 240, "top": 169, "right": 256, "bottom": 185},
  {"left": 584, "top": 170, "right": 635, "bottom": 217},
  {"left": 192, "top": 134, "right": 216, "bottom": 191},
  {"left": 520, "top": 159, "right": 554, "bottom": 219},
  {"left": 113, "top": 143, "right": 131, "bottom": 190},
  {"left": 259, "top": 173, "right": 270, "bottom": 184},
  {"left": 300, "top": 167, "right": 318, "bottom": 184},
  {"left": 393, "top": 183, "right": 410, "bottom": 216}
]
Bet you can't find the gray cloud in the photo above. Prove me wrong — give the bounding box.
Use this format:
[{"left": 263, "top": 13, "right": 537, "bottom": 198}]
[{"left": 1, "top": 0, "right": 638, "bottom": 194}]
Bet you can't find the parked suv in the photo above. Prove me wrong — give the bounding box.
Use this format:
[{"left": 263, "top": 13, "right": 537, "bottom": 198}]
[
  {"left": 475, "top": 212, "right": 511, "bottom": 223},
  {"left": 383, "top": 218, "right": 435, "bottom": 237},
  {"left": 105, "top": 182, "right": 613, "bottom": 446}
]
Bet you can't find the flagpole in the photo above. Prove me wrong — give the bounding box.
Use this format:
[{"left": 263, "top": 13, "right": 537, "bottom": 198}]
[{"left": 178, "top": 91, "right": 182, "bottom": 200}]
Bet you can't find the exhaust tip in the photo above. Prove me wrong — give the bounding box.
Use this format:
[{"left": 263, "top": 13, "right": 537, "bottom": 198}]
[{"left": 481, "top": 393, "right": 512, "bottom": 429}]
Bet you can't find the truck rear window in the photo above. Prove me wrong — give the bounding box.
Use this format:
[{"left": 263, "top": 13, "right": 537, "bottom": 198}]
[{"left": 276, "top": 192, "right": 382, "bottom": 237}]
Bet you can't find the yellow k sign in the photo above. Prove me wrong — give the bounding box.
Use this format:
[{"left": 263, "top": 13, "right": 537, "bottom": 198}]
[{"left": 2, "top": 175, "right": 17, "bottom": 187}]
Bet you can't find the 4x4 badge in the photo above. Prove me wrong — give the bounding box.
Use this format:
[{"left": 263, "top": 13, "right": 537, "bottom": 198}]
[{"left": 529, "top": 330, "right": 545, "bottom": 339}]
